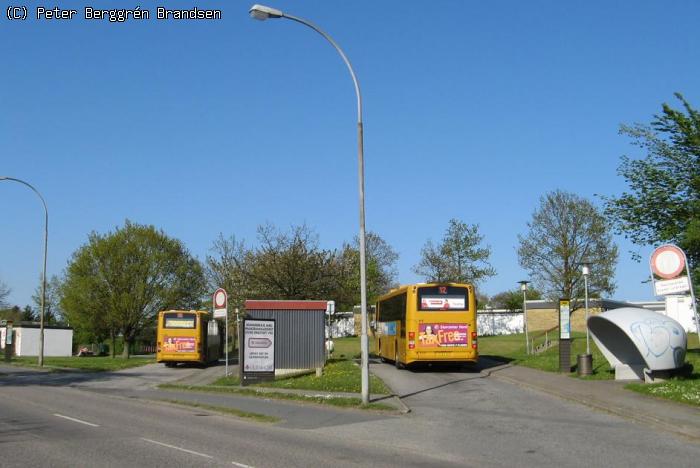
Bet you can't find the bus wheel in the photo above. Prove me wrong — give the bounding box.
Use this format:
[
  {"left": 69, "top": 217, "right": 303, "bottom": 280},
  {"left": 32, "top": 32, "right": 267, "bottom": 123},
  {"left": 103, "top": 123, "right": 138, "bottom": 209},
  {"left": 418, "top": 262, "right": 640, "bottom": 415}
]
[
  {"left": 394, "top": 347, "right": 402, "bottom": 369},
  {"left": 164, "top": 362, "right": 176, "bottom": 368}
]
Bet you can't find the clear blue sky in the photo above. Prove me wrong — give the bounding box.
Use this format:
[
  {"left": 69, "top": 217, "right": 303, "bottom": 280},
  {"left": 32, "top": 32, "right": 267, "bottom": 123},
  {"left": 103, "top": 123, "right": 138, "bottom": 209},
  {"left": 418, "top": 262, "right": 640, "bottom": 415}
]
[{"left": 1, "top": 0, "right": 698, "bottom": 308}]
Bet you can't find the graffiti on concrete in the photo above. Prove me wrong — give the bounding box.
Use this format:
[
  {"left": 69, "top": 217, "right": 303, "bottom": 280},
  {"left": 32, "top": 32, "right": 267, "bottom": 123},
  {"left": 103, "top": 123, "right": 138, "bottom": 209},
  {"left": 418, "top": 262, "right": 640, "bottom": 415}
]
[{"left": 630, "top": 319, "right": 686, "bottom": 366}]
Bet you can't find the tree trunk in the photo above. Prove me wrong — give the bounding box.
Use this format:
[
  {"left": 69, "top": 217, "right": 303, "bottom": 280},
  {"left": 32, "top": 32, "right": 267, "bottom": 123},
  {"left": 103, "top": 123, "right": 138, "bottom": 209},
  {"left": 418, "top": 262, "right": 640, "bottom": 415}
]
[
  {"left": 110, "top": 332, "right": 116, "bottom": 359},
  {"left": 122, "top": 338, "right": 131, "bottom": 359}
]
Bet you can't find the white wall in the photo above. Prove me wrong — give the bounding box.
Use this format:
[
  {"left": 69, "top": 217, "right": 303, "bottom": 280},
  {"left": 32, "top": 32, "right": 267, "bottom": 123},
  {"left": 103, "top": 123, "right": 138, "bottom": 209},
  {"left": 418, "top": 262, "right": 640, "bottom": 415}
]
[
  {"left": 478, "top": 311, "right": 524, "bottom": 336},
  {"left": 664, "top": 295, "right": 698, "bottom": 333},
  {"left": 2, "top": 327, "right": 73, "bottom": 357}
]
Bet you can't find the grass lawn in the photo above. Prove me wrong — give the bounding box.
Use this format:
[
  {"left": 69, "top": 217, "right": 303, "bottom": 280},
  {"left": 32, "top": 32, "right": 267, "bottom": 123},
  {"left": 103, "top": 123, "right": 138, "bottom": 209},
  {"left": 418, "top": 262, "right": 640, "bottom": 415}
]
[
  {"left": 480, "top": 331, "right": 613, "bottom": 379},
  {"left": 7, "top": 356, "right": 155, "bottom": 372},
  {"left": 209, "top": 336, "right": 391, "bottom": 395},
  {"left": 332, "top": 336, "right": 361, "bottom": 360},
  {"left": 626, "top": 333, "right": 700, "bottom": 406},
  {"left": 213, "top": 358, "right": 391, "bottom": 394}
]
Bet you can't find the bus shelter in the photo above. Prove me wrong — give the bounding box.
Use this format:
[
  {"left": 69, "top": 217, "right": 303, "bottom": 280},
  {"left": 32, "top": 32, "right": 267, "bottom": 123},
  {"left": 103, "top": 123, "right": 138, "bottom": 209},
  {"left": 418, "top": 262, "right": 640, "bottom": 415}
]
[{"left": 243, "top": 300, "right": 328, "bottom": 375}]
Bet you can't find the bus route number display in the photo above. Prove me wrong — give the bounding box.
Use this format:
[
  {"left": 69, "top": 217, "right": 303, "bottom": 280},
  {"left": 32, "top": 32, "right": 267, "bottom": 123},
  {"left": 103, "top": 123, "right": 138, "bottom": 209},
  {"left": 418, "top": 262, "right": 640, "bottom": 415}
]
[{"left": 243, "top": 319, "right": 275, "bottom": 373}]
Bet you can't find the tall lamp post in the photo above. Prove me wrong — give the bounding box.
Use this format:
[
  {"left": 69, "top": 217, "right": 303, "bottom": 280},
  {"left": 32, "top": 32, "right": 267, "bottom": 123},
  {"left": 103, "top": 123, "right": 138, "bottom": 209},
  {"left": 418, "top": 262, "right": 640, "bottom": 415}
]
[
  {"left": 0, "top": 176, "right": 48, "bottom": 367},
  {"left": 518, "top": 280, "right": 530, "bottom": 354},
  {"left": 249, "top": 4, "right": 370, "bottom": 404},
  {"left": 577, "top": 262, "right": 593, "bottom": 375},
  {"left": 581, "top": 262, "right": 591, "bottom": 353}
]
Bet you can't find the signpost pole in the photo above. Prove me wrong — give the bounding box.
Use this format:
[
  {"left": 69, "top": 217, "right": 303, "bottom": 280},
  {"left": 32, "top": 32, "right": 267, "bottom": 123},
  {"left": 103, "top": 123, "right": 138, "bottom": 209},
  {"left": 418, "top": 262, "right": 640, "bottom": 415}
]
[
  {"left": 212, "top": 288, "right": 229, "bottom": 377},
  {"left": 650, "top": 244, "right": 699, "bottom": 335}
]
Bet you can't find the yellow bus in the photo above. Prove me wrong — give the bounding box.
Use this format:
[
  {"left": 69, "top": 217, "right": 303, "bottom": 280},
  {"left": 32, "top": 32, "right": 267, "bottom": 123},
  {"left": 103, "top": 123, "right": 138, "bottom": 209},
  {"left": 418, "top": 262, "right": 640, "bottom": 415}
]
[
  {"left": 156, "top": 310, "right": 222, "bottom": 367},
  {"left": 373, "top": 283, "right": 478, "bottom": 368}
]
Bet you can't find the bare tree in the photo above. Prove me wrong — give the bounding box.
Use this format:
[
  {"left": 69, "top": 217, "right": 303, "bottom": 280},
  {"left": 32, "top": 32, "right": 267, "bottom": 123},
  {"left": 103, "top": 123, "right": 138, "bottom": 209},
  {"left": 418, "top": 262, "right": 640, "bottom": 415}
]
[{"left": 0, "top": 279, "right": 10, "bottom": 309}]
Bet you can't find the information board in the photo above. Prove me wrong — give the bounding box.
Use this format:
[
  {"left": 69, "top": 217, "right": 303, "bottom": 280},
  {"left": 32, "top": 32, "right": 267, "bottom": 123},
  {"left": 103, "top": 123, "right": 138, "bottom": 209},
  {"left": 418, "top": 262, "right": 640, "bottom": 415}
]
[
  {"left": 559, "top": 300, "right": 571, "bottom": 340},
  {"left": 243, "top": 319, "right": 275, "bottom": 373}
]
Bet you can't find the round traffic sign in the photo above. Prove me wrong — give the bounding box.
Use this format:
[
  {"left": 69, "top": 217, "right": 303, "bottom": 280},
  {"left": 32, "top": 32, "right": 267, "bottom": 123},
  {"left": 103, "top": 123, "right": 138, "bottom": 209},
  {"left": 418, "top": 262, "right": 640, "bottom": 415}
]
[
  {"left": 214, "top": 289, "right": 227, "bottom": 308},
  {"left": 650, "top": 245, "right": 686, "bottom": 279}
]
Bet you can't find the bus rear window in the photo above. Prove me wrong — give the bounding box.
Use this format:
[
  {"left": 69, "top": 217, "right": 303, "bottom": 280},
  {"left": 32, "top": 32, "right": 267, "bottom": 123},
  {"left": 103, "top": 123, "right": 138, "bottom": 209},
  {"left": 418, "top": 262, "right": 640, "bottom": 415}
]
[
  {"left": 164, "top": 313, "right": 196, "bottom": 329},
  {"left": 418, "top": 286, "right": 468, "bottom": 311}
]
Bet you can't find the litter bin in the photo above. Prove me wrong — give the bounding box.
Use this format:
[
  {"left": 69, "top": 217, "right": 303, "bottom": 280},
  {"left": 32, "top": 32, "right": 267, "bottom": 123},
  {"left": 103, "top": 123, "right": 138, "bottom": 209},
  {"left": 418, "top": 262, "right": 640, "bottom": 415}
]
[{"left": 577, "top": 353, "right": 593, "bottom": 376}]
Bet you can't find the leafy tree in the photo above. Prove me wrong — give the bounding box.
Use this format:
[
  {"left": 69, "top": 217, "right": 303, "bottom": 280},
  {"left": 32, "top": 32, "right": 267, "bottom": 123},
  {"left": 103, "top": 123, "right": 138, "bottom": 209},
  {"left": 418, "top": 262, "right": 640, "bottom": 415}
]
[
  {"left": 0, "top": 305, "right": 21, "bottom": 322},
  {"left": 247, "top": 223, "right": 339, "bottom": 300},
  {"left": 336, "top": 232, "right": 399, "bottom": 310},
  {"left": 0, "top": 280, "right": 10, "bottom": 309},
  {"left": 32, "top": 274, "right": 64, "bottom": 325},
  {"left": 61, "top": 220, "right": 206, "bottom": 358},
  {"left": 518, "top": 190, "right": 618, "bottom": 303},
  {"left": 604, "top": 94, "right": 700, "bottom": 292},
  {"left": 208, "top": 224, "right": 340, "bottom": 303},
  {"left": 413, "top": 219, "right": 496, "bottom": 285},
  {"left": 21, "top": 305, "right": 36, "bottom": 322},
  {"left": 490, "top": 288, "right": 542, "bottom": 312}
]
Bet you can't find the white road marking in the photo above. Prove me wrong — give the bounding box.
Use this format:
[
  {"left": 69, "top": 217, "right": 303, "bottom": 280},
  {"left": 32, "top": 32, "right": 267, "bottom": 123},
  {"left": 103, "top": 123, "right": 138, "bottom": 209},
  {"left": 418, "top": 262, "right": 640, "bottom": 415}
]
[
  {"left": 232, "top": 461, "right": 255, "bottom": 468},
  {"left": 140, "top": 438, "right": 214, "bottom": 459},
  {"left": 53, "top": 413, "right": 100, "bottom": 427}
]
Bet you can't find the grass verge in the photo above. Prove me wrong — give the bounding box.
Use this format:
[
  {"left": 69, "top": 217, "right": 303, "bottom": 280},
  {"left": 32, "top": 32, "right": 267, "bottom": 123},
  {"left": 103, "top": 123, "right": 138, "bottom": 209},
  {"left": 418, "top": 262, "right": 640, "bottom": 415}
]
[
  {"left": 212, "top": 359, "right": 391, "bottom": 394},
  {"left": 625, "top": 333, "right": 700, "bottom": 406},
  {"left": 479, "top": 331, "right": 613, "bottom": 379},
  {"left": 159, "top": 399, "right": 280, "bottom": 423},
  {"left": 158, "top": 383, "right": 395, "bottom": 411},
  {"left": 7, "top": 356, "right": 155, "bottom": 372}
]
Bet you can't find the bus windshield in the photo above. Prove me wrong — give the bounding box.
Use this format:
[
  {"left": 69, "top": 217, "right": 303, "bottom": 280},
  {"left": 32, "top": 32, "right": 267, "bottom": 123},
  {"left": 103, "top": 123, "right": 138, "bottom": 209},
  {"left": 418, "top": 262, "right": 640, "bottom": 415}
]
[
  {"left": 163, "top": 312, "right": 196, "bottom": 329},
  {"left": 417, "top": 286, "right": 469, "bottom": 311}
]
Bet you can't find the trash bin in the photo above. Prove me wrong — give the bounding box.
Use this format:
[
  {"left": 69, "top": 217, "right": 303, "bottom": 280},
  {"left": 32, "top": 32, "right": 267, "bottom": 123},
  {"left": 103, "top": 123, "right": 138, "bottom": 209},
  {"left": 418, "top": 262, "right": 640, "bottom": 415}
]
[{"left": 577, "top": 353, "right": 593, "bottom": 376}]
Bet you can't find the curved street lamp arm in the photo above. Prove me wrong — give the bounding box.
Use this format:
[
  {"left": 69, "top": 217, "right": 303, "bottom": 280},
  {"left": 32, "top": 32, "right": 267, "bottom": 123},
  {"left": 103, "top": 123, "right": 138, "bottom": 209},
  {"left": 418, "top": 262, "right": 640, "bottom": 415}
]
[
  {"left": 281, "top": 13, "right": 363, "bottom": 123},
  {"left": 0, "top": 176, "right": 49, "bottom": 367}
]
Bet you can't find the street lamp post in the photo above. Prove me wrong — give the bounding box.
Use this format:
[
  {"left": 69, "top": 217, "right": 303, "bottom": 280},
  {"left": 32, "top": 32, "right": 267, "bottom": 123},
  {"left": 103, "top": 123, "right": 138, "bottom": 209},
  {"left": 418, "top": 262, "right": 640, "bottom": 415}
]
[
  {"left": 581, "top": 262, "right": 591, "bottom": 355},
  {"left": 249, "top": 4, "right": 371, "bottom": 405},
  {"left": 577, "top": 261, "right": 593, "bottom": 375},
  {"left": 0, "top": 176, "right": 48, "bottom": 367},
  {"left": 518, "top": 280, "right": 530, "bottom": 354}
]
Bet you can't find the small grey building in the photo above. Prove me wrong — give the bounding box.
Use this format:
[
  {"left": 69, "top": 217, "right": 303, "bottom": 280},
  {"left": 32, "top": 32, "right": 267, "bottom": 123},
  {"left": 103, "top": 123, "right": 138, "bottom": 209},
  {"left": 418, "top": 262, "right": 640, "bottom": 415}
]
[{"left": 244, "top": 300, "right": 328, "bottom": 371}]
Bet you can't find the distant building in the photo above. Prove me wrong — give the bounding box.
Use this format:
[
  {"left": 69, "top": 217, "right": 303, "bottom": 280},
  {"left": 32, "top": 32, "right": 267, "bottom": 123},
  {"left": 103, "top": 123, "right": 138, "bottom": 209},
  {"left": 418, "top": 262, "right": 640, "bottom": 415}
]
[
  {"left": 524, "top": 299, "right": 664, "bottom": 333},
  {"left": 1, "top": 323, "right": 73, "bottom": 357}
]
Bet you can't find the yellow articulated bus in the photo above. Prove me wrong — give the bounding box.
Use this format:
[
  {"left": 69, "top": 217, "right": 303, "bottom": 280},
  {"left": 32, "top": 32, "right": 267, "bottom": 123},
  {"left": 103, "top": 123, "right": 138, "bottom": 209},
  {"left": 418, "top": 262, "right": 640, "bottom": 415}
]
[
  {"left": 373, "top": 283, "right": 478, "bottom": 368},
  {"left": 156, "top": 310, "right": 222, "bottom": 367}
]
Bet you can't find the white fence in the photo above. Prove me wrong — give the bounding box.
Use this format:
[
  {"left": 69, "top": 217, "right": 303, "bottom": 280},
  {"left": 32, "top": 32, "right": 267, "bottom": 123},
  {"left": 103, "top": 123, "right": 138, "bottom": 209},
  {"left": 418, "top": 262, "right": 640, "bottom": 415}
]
[{"left": 477, "top": 310, "right": 523, "bottom": 336}]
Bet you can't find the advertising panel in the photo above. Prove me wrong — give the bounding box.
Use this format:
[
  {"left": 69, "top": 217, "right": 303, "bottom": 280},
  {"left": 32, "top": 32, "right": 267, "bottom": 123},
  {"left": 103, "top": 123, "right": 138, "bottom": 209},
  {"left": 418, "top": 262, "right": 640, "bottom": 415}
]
[
  {"left": 162, "top": 336, "right": 195, "bottom": 353},
  {"left": 559, "top": 300, "right": 571, "bottom": 339},
  {"left": 243, "top": 319, "right": 275, "bottom": 373},
  {"left": 417, "top": 323, "right": 468, "bottom": 347},
  {"left": 420, "top": 296, "right": 466, "bottom": 310}
]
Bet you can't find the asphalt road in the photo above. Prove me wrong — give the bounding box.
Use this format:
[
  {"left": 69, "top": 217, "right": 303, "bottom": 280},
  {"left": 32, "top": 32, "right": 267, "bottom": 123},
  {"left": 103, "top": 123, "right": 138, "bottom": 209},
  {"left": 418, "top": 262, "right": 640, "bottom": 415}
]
[{"left": 2, "top": 360, "right": 700, "bottom": 467}]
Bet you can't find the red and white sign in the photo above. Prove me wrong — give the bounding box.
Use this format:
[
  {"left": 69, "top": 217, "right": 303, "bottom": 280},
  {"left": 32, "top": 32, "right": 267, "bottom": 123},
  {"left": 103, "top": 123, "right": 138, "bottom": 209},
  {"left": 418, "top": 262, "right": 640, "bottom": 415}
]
[
  {"left": 651, "top": 245, "right": 686, "bottom": 279},
  {"left": 213, "top": 288, "right": 227, "bottom": 318}
]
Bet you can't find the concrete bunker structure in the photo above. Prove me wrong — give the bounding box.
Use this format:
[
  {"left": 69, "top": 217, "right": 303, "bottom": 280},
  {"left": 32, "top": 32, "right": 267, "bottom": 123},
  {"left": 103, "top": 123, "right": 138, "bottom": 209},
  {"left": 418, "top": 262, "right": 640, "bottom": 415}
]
[{"left": 588, "top": 307, "right": 687, "bottom": 382}]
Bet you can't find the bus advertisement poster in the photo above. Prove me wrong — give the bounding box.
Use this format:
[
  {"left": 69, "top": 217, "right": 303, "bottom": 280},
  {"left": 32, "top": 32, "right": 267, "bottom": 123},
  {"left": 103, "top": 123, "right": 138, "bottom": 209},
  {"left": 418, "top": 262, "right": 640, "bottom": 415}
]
[
  {"left": 418, "top": 323, "right": 468, "bottom": 347},
  {"left": 242, "top": 319, "right": 275, "bottom": 385},
  {"left": 162, "top": 336, "right": 195, "bottom": 353}
]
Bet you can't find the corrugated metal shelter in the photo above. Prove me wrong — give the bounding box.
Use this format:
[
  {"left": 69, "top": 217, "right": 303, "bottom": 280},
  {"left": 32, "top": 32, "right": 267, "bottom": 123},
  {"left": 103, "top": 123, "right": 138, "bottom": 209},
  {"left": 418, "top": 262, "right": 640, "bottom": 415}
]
[{"left": 244, "top": 300, "right": 327, "bottom": 370}]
